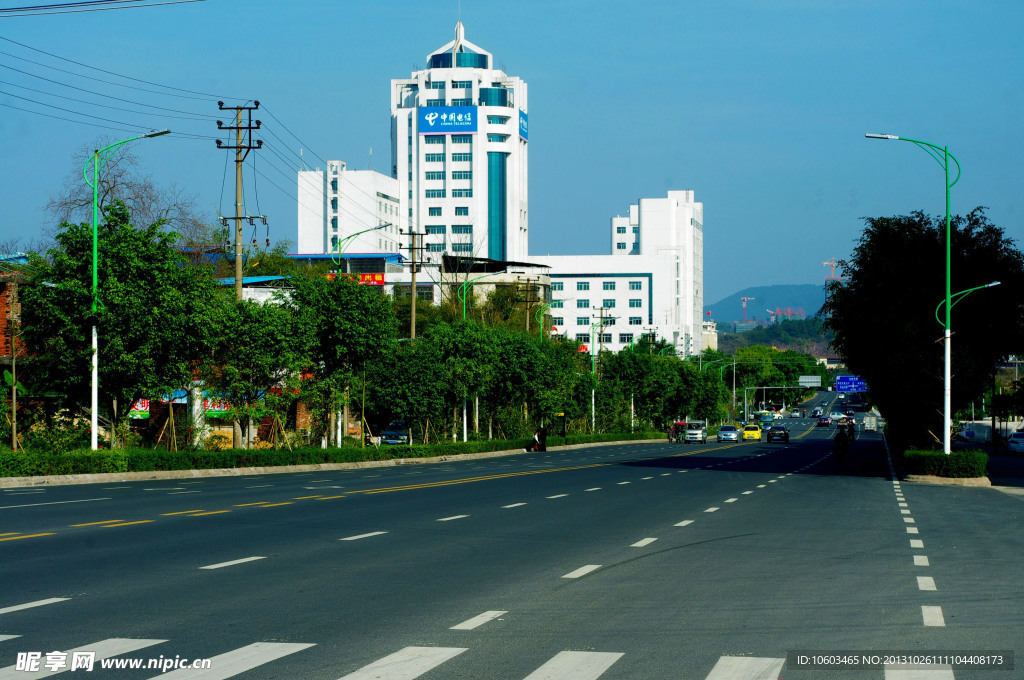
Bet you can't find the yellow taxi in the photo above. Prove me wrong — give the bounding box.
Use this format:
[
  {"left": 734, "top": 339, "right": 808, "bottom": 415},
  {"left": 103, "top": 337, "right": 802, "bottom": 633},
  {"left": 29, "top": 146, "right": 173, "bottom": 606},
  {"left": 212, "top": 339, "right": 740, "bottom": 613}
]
[{"left": 742, "top": 424, "right": 762, "bottom": 441}]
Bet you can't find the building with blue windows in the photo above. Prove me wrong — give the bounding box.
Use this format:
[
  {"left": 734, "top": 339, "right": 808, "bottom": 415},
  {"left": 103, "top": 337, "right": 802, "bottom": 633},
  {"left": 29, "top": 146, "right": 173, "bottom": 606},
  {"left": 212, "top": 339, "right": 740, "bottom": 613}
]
[{"left": 391, "top": 21, "right": 529, "bottom": 266}]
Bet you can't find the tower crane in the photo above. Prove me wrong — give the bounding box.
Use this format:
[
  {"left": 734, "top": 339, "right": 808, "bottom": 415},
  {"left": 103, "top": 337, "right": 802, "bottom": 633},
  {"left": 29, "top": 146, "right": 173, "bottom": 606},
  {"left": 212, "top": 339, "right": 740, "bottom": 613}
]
[{"left": 740, "top": 296, "right": 755, "bottom": 322}]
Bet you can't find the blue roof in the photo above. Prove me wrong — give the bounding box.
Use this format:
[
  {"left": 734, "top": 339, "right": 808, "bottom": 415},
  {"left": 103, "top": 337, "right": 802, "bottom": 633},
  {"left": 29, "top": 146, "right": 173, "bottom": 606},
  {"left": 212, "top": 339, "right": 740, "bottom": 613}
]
[
  {"left": 287, "top": 252, "right": 407, "bottom": 264},
  {"left": 215, "top": 276, "right": 290, "bottom": 286}
]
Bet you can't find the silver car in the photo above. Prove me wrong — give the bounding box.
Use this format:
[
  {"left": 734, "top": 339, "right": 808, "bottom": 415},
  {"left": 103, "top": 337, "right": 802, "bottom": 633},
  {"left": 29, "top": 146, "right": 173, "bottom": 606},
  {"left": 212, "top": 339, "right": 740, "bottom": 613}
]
[
  {"left": 716, "top": 425, "right": 740, "bottom": 442},
  {"left": 1008, "top": 431, "right": 1024, "bottom": 453}
]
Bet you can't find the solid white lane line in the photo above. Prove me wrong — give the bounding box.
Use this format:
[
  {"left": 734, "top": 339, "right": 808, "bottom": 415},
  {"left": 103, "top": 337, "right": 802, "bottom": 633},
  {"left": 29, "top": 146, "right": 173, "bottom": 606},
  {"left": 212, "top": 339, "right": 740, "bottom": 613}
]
[
  {"left": 914, "top": 555, "right": 930, "bottom": 566},
  {"left": 704, "top": 507, "right": 719, "bottom": 512},
  {"left": 704, "top": 655, "right": 785, "bottom": 680},
  {"left": 150, "top": 642, "right": 315, "bottom": 680},
  {"left": 724, "top": 498, "right": 738, "bottom": 503},
  {"left": 521, "top": 651, "right": 623, "bottom": 680},
  {"left": 585, "top": 488, "right": 601, "bottom": 492},
  {"left": 0, "top": 498, "right": 110, "bottom": 510},
  {"left": 917, "top": 576, "right": 937, "bottom": 591},
  {"left": 0, "top": 638, "right": 167, "bottom": 680},
  {"left": 547, "top": 494, "right": 568, "bottom": 499},
  {"left": 631, "top": 538, "right": 658, "bottom": 547},
  {"left": 562, "top": 565, "right": 601, "bottom": 579},
  {"left": 340, "top": 531, "right": 388, "bottom": 541},
  {"left": 199, "top": 556, "right": 266, "bottom": 570},
  {"left": 674, "top": 520, "right": 694, "bottom": 527},
  {"left": 884, "top": 664, "right": 954, "bottom": 679},
  {"left": 503, "top": 503, "right": 527, "bottom": 508},
  {"left": 910, "top": 539, "right": 924, "bottom": 548},
  {"left": 437, "top": 515, "right": 469, "bottom": 522},
  {"left": 450, "top": 610, "right": 507, "bottom": 630},
  {"left": 0, "top": 635, "right": 20, "bottom": 642},
  {"left": 907, "top": 527, "right": 919, "bottom": 534},
  {"left": 0, "top": 598, "right": 69, "bottom": 615},
  {"left": 922, "top": 605, "right": 946, "bottom": 627}
]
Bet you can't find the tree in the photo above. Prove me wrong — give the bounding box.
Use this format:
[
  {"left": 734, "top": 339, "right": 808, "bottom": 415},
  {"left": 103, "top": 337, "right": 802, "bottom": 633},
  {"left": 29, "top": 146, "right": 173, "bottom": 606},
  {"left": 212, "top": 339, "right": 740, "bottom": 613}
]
[
  {"left": 821, "top": 209, "right": 1024, "bottom": 447},
  {"left": 20, "top": 202, "right": 224, "bottom": 441}
]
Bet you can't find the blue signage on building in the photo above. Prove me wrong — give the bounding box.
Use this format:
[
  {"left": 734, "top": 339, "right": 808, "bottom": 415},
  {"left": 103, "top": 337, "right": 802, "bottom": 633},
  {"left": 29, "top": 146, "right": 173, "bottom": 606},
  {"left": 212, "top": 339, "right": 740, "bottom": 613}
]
[
  {"left": 519, "top": 109, "right": 528, "bottom": 142},
  {"left": 418, "top": 106, "right": 478, "bottom": 135},
  {"left": 835, "top": 375, "right": 868, "bottom": 393}
]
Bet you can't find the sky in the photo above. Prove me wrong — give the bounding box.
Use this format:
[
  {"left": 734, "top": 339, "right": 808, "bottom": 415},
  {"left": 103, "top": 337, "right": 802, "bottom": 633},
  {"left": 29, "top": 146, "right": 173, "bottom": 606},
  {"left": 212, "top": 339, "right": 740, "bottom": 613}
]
[{"left": 0, "top": 0, "right": 1021, "bottom": 304}]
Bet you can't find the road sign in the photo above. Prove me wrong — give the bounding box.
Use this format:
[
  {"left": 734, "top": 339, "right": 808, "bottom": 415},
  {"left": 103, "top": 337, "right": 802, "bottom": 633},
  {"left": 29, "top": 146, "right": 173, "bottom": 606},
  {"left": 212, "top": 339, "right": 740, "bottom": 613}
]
[
  {"left": 798, "top": 375, "right": 822, "bottom": 387},
  {"left": 836, "top": 375, "right": 868, "bottom": 392}
]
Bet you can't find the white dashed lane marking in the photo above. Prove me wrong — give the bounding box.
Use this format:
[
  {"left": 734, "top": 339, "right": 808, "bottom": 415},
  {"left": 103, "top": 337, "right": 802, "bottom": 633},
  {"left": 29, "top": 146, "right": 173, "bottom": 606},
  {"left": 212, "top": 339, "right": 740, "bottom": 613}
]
[{"left": 562, "top": 565, "right": 602, "bottom": 579}]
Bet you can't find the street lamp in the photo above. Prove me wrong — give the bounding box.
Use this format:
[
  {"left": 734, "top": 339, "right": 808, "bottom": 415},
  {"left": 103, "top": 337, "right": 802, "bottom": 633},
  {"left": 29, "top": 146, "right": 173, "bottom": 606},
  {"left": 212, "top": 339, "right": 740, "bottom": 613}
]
[
  {"left": 457, "top": 272, "right": 503, "bottom": 320},
  {"left": 83, "top": 129, "right": 170, "bottom": 450},
  {"left": 866, "top": 132, "right": 961, "bottom": 454},
  {"left": 330, "top": 222, "right": 393, "bottom": 265},
  {"left": 534, "top": 303, "right": 551, "bottom": 341}
]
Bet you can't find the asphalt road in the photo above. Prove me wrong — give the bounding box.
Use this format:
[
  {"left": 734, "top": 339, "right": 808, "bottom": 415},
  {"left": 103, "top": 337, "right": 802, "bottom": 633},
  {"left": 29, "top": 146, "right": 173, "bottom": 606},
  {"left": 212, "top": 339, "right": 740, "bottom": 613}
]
[{"left": 0, "top": 414, "right": 1020, "bottom": 679}]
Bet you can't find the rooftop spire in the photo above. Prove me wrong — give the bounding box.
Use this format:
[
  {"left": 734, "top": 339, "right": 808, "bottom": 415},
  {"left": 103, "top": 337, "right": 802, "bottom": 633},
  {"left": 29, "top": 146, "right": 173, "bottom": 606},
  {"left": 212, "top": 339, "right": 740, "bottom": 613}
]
[{"left": 453, "top": 21, "right": 464, "bottom": 55}]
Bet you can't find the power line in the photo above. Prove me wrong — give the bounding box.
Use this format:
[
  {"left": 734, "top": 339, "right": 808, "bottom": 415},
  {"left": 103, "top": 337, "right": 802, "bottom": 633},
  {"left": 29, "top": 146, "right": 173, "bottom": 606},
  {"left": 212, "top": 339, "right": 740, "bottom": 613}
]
[{"left": 0, "top": 0, "right": 206, "bottom": 18}]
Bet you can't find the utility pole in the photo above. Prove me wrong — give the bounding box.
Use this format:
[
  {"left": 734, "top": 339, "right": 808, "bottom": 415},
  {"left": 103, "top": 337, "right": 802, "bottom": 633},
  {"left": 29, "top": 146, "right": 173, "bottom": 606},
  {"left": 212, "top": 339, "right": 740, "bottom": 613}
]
[
  {"left": 216, "top": 101, "right": 264, "bottom": 449},
  {"left": 216, "top": 101, "right": 264, "bottom": 302},
  {"left": 403, "top": 228, "right": 428, "bottom": 338}
]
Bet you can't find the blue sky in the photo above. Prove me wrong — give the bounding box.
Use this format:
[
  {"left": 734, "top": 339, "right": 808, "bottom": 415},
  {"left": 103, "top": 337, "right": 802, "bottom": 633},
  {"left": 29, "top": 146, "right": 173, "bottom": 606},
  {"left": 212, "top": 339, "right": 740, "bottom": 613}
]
[{"left": 1, "top": 0, "right": 1021, "bottom": 304}]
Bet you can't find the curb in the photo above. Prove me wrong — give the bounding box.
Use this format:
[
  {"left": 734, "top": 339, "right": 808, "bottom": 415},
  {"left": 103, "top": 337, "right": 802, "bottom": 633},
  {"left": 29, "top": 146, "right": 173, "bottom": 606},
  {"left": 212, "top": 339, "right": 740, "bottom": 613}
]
[
  {"left": 904, "top": 474, "right": 992, "bottom": 487},
  {"left": 0, "top": 438, "right": 666, "bottom": 489}
]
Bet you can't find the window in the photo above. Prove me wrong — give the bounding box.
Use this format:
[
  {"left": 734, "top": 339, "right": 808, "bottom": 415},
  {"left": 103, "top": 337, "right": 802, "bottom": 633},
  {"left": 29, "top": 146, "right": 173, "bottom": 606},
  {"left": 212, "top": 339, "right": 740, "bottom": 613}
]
[
  {"left": 632, "top": 226, "right": 639, "bottom": 233},
  {"left": 576, "top": 299, "right": 589, "bottom": 309},
  {"left": 425, "top": 225, "right": 446, "bottom": 235},
  {"left": 629, "top": 316, "right": 642, "bottom": 325},
  {"left": 602, "top": 281, "right": 616, "bottom": 291},
  {"left": 488, "top": 115, "right": 510, "bottom": 124},
  {"left": 576, "top": 281, "right": 590, "bottom": 291},
  {"left": 601, "top": 334, "right": 612, "bottom": 344},
  {"left": 424, "top": 136, "right": 445, "bottom": 145},
  {"left": 487, "top": 134, "right": 510, "bottom": 142},
  {"left": 577, "top": 317, "right": 589, "bottom": 326},
  {"left": 616, "top": 226, "right": 626, "bottom": 234},
  {"left": 451, "top": 135, "right": 472, "bottom": 144},
  {"left": 451, "top": 171, "right": 472, "bottom": 180},
  {"left": 455, "top": 207, "right": 469, "bottom": 216},
  {"left": 425, "top": 189, "right": 446, "bottom": 198},
  {"left": 330, "top": 217, "right": 337, "bottom": 230},
  {"left": 451, "top": 243, "right": 473, "bottom": 252},
  {"left": 425, "top": 153, "right": 444, "bottom": 162},
  {"left": 451, "top": 225, "right": 473, "bottom": 234},
  {"left": 451, "top": 80, "right": 472, "bottom": 89},
  {"left": 428, "top": 207, "right": 442, "bottom": 216},
  {"left": 451, "top": 98, "right": 473, "bottom": 106},
  {"left": 426, "top": 98, "right": 445, "bottom": 107},
  {"left": 452, "top": 153, "right": 472, "bottom": 162},
  {"left": 552, "top": 317, "right": 564, "bottom": 326},
  {"left": 330, "top": 178, "right": 338, "bottom": 191},
  {"left": 619, "top": 333, "right": 634, "bottom": 344},
  {"left": 452, "top": 189, "right": 473, "bottom": 197},
  {"left": 629, "top": 299, "right": 642, "bottom": 308},
  {"left": 576, "top": 333, "right": 590, "bottom": 343},
  {"left": 552, "top": 281, "right": 564, "bottom": 291},
  {"left": 603, "top": 299, "right": 615, "bottom": 308},
  {"left": 426, "top": 242, "right": 445, "bottom": 252},
  {"left": 424, "top": 171, "right": 445, "bottom": 180},
  {"left": 629, "top": 281, "right": 643, "bottom": 290},
  {"left": 428, "top": 81, "right": 445, "bottom": 90},
  {"left": 602, "top": 317, "right": 616, "bottom": 326},
  {"left": 616, "top": 243, "right": 627, "bottom": 250},
  {"left": 551, "top": 299, "right": 564, "bottom": 308},
  {"left": 330, "top": 198, "right": 338, "bottom": 210}
]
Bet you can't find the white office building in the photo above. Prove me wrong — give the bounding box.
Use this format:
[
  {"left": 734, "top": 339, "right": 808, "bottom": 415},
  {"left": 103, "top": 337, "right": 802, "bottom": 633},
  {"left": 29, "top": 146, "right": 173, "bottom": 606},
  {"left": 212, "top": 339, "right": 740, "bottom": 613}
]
[
  {"left": 391, "top": 22, "right": 529, "bottom": 266},
  {"left": 531, "top": 190, "right": 705, "bottom": 356},
  {"left": 296, "top": 161, "right": 404, "bottom": 255}
]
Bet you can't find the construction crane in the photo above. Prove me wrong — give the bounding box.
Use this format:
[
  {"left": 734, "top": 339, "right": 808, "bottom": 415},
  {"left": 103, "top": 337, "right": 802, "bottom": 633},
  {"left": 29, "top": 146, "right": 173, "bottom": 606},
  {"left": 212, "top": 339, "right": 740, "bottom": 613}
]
[
  {"left": 823, "top": 258, "right": 839, "bottom": 281},
  {"left": 740, "top": 296, "right": 755, "bottom": 322},
  {"left": 766, "top": 309, "right": 777, "bottom": 324}
]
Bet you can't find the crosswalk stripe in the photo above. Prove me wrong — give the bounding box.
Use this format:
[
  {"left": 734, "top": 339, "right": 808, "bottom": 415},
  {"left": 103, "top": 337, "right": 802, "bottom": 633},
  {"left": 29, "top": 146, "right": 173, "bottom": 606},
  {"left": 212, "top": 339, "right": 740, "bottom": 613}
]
[
  {"left": 884, "top": 665, "right": 955, "bottom": 680},
  {"left": 704, "top": 656, "right": 784, "bottom": 680},
  {"left": 148, "top": 642, "right": 314, "bottom": 679},
  {"left": 336, "top": 646, "right": 467, "bottom": 679},
  {"left": 521, "top": 651, "right": 623, "bottom": 679},
  {"left": 0, "top": 638, "right": 166, "bottom": 679},
  {"left": 922, "top": 605, "right": 946, "bottom": 627},
  {"left": 0, "top": 598, "right": 69, "bottom": 615}
]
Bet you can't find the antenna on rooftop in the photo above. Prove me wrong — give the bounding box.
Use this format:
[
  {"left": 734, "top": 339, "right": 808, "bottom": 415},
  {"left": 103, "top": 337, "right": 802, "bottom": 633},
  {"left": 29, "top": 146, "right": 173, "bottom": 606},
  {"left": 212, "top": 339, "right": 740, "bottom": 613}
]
[{"left": 368, "top": 146, "right": 373, "bottom": 171}]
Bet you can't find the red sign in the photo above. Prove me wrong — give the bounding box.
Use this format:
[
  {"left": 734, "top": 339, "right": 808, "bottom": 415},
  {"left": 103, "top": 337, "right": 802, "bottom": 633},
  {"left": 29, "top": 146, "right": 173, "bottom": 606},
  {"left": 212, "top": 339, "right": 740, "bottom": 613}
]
[
  {"left": 326, "top": 273, "right": 386, "bottom": 285},
  {"left": 578, "top": 345, "right": 589, "bottom": 353}
]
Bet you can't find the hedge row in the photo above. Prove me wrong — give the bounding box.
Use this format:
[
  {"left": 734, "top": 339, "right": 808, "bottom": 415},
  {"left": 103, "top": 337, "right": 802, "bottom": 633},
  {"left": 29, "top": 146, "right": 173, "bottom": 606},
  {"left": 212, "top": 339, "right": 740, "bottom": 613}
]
[
  {"left": 902, "top": 448, "right": 989, "bottom": 478},
  {"left": 0, "top": 432, "right": 666, "bottom": 478}
]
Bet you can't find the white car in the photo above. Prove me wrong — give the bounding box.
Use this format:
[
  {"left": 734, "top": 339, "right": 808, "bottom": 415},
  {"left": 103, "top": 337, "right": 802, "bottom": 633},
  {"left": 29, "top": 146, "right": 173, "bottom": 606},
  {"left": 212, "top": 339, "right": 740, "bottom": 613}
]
[
  {"left": 830, "top": 412, "right": 848, "bottom": 424},
  {"left": 1008, "top": 431, "right": 1024, "bottom": 453}
]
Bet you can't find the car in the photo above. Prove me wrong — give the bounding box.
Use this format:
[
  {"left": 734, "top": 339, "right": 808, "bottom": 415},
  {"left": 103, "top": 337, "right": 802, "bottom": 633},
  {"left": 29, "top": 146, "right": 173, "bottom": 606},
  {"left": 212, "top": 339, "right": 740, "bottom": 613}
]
[
  {"left": 821, "top": 400, "right": 829, "bottom": 406},
  {"left": 817, "top": 416, "right": 831, "bottom": 427},
  {"left": 380, "top": 419, "right": 410, "bottom": 445},
  {"left": 810, "top": 407, "right": 823, "bottom": 418},
  {"left": 788, "top": 410, "right": 801, "bottom": 418},
  {"left": 838, "top": 393, "right": 846, "bottom": 400},
  {"left": 829, "top": 412, "right": 847, "bottom": 423},
  {"left": 766, "top": 425, "right": 790, "bottom": 443},
  {"left": 1007, "top": 431, "right": 1024, "bottom": 453},
  {"left": 716, "top": 425, "right": 740, "bottom": 442},
  {"left": 684, "top": 421, "right": 707, "bottom": 444},
  {"left": 742, "top": 424, "right": 762, "bottom": 440}
]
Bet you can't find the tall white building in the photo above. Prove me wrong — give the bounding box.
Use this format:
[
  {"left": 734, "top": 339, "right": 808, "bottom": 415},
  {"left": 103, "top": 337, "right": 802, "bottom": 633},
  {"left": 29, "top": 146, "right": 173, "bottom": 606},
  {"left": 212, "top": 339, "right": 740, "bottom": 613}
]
[
  {"left": 391, "top": 22, "right": 529, "bottom": 265},
  {"left": 531, "top": 191, "right": 705, "bottom": 356}
]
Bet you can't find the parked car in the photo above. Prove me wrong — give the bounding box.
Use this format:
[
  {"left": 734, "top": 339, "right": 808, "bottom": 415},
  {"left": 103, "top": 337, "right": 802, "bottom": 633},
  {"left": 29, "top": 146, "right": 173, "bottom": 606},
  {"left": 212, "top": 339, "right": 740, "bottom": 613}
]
[
  {"left": 816, "top": 416, "right": 831, "bottom": 427},
  {"left": 766, "top": 425, "right": 790, "bottom": 443},
  {"left": 685, "top": 421, "right": 708, "bottom": 444},
  {"left": 716, "top": 425, "right": 740, "bottom": 442},
  {"left": 380, "top": 419, "right": 410, "bottom": 445},
  {"left": 742, "top": 424, "right": 762, "bottom": 441},
  {"left": 1007, "top": 431, "right": 1024, "bottom": 453}
]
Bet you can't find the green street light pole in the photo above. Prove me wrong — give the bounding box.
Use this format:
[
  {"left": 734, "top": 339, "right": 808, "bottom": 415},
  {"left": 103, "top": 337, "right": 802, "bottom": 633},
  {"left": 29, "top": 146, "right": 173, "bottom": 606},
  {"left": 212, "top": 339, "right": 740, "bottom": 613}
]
[
  {"left": 534, "top": 303, "right": 552, "bottom": 341},
  {"left": 866, "top": 133, "right": 961, "bottom": 454},
  {"left": 83, "top": 129, "right": 170, "bottom": 450},
  {"left": 458, "top": 272, "right": 502, "bottom": 320},
  {"left": 330, "top": 222, "right": 393, "bottom": 265}
]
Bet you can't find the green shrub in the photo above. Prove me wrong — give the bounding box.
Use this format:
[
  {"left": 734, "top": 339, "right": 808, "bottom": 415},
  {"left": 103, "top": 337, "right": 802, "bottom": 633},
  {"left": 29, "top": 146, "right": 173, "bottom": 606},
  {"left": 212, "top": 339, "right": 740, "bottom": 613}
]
[{"left": 903, "top": 448, "right": 988, "bottom": 478}]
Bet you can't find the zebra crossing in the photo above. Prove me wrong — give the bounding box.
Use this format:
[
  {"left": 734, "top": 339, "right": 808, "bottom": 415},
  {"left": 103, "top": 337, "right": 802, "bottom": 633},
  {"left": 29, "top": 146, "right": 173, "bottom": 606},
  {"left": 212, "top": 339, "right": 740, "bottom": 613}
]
[{"left": 0, "top": 634, "right": 957, "bottom": 679}]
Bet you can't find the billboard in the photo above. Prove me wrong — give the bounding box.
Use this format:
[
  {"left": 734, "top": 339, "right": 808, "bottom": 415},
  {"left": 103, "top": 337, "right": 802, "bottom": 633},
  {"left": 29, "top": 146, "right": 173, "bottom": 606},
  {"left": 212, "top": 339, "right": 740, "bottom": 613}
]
[
  {"left": 418, "top": 106, "right": 478, "bottom": 135},
  {"left": 519, "top": 109, "right": 528, "bottom": 141},
  {"left": 798, "top": 375, "right": 822, "bottom": 387}
]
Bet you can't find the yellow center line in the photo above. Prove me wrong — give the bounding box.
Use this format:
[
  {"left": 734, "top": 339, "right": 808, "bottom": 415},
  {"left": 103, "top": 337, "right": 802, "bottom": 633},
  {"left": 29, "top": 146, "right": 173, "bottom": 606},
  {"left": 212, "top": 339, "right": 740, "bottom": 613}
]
[
  {"left": 259, "top": 502, "right": 293, "bottom": 507},
  {"left": 292, "top": 495, "right": 323, "bottom": 500},
  {"left": 102, "top": 520, "right": 154, "bottom": 527},
  {"left": 233, "top": 502, "right": 270, "bottom": 507},
  {"left": 317, "top": 495, "right": 347, "bottom": 500},
  {"left": 190, "top": 510, "right": 231, "bottom": 516},
  {"left": 70, "top": 520, "right": 123, "bottom": 527},
  {"left": 0, "top": 533, "right": 54, "bottom": 541},
  {"left": 160, "top": 510, "right": 205, "bottom": 516},
  {"left": 355, "top": 462, "right": 611, "bottom": 496}
]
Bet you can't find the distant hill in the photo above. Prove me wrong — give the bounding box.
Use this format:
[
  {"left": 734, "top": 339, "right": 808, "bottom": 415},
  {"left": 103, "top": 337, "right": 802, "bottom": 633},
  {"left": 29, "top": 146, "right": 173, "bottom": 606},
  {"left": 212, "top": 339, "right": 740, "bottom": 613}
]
[{"left": 705, "top": 284, "right": 827, "bottom": 325}]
